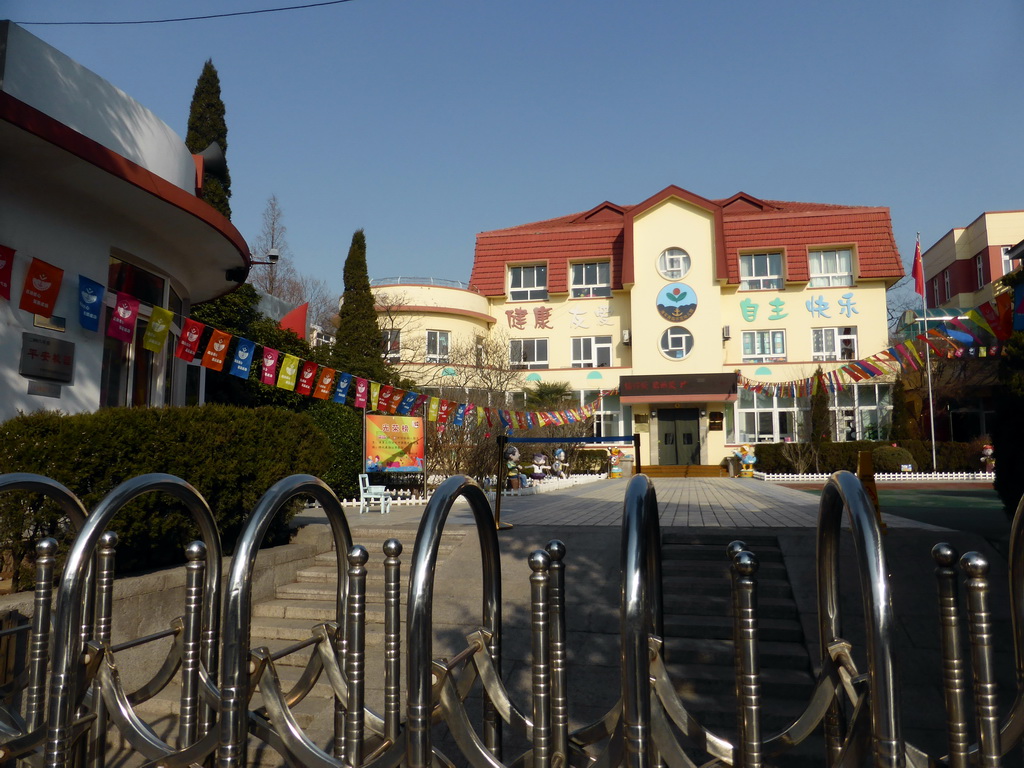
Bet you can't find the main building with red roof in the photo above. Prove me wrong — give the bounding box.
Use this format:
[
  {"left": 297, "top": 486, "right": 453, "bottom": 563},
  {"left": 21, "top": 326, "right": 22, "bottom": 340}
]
[{"left": 378, "top": 184, "right": 904, "bottom": 469}]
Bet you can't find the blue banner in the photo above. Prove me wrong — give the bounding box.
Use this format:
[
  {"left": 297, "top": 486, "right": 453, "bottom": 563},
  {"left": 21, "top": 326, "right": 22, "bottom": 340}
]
[
  {"left": 333, "top": 372, "right": 352, "bottom": 404},
  {"left": 78, "top": 275, "right": 105, "bottom": 331},
  {"left": 396, "top": 390, "right": 418, "bottom": 415},
  {"left": 230, "top": 338, "right": 256, "bottom": 378}
]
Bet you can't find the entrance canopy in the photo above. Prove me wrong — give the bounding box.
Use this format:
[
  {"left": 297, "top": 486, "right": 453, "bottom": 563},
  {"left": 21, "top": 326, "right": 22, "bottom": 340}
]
[{"left": 619, "top": 373, "right": 737, "bottom": 404}]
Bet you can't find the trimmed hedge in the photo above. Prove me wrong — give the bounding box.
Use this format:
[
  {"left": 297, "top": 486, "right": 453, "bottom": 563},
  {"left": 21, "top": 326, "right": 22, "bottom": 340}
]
[
  {"left": 871, "top": 446, "right": 916, "bottom": 473},
  {"left": 752, "top": 439, "right": 985, "bottom": 474},
  {"left": 0, "top": 405, "right": 331, "bottom": 584}
]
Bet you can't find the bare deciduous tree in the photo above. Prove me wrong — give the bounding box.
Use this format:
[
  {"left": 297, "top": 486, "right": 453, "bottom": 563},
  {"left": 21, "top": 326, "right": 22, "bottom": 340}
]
[{"left": 248, "top": 195, "right": 339, "bottom": 333}]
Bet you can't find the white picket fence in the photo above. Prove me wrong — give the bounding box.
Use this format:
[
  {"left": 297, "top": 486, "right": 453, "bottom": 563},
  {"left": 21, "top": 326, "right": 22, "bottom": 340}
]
[{"left": 756, "top": 471, "right": 996, "bottom": 484}]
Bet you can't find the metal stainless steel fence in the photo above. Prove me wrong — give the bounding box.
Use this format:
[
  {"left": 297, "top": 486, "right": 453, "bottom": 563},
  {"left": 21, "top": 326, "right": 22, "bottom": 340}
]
[{"left": 0, "top": 469, "right": 1022, "bottom": 767}]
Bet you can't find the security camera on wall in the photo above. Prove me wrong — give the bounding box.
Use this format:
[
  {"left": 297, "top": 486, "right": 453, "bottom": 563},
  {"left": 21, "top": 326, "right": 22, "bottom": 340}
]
[{"left": 267, "top": 248, "right": 280, "bottom": 264}]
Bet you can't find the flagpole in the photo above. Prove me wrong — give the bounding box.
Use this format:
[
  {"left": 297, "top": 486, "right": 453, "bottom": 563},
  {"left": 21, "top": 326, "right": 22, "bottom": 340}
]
[{"left": 916, "top": 232, "right": 939, "bottom": 472}]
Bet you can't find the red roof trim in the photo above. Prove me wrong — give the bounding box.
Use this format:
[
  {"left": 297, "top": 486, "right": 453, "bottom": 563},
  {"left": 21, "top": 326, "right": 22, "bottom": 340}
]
[
  {"left": 0, "top": 91, "right": 249, "bottom": 268},
  {"left": 623, "top": 185, "right": 726, "bottom": 284}
]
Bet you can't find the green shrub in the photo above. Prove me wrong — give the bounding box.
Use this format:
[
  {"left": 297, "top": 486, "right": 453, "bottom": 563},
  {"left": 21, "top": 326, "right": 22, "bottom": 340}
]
[
  {"left": 747, "top": 439, "right": 979, "bottom": 475},
  {"left": 0, "top": 405, "right": 331, "bottom": 584},
  {"left": 305, "top": 401, "right": 364, "bottom": 500},
  {"left": 871, "top": 446, "right": 916, "bottom": 473}
]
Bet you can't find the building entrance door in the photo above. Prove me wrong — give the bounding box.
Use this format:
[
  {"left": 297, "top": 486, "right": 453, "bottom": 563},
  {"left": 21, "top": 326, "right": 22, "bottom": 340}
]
[{"left": 657, "top": 408, "right": 701, "bottom": 465}]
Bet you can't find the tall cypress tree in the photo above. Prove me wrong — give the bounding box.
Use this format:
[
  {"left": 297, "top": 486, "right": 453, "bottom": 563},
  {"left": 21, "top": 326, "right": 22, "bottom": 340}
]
[
  {"left": 330, "top": 230, "right": 390, "bottom": 383},
  {"left": 185, "top": 59, "right": 231, "bottom": 218}
]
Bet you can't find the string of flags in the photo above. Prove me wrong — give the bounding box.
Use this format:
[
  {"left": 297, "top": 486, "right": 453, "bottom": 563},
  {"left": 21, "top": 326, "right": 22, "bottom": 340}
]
[
  {"left": 1, "top": 248, "right": 607, "bottom": 432},
  {"left": 739, "top": 290, "right": 1017, "bottom": 397}
]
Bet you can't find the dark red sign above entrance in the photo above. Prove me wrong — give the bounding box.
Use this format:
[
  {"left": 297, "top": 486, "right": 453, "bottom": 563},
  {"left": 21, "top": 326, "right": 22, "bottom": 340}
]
[{"left": 619, "top": 373, "right": 737, "bottom": 399}]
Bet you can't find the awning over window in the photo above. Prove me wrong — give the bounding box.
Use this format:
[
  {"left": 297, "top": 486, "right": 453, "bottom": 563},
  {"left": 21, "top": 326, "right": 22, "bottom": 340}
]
[{"left": 619, "top": 373, "right": 738, "bottom": 404}]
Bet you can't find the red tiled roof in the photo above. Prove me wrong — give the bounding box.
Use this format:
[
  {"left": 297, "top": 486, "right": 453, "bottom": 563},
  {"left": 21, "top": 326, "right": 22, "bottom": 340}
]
[
  {"left": 721, "top": 206, "right": 902, "bottom": 283},
  {"left": 469, "top": 189, "right": 903, "bottom": 295},
  {"left": 471, "top": 205, "right": 628, "bottom": 295}
]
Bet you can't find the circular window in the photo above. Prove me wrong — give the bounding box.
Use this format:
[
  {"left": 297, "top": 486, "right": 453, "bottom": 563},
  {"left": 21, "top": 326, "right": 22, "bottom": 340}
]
[
  {"left": 658, "top": 248, "right": 691, "bottom": 280},
  {"left": 660, "top": 327, "right": 694, "bottom": 360}
]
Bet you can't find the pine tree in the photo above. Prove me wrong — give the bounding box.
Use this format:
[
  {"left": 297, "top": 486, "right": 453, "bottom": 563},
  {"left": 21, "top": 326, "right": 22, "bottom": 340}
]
[
  {"left": 889, "top": 377, "right": 914, "bottom": 440},
  {"left": 330, "top": 230, "right": 390, "bottom": 382},
  {"left": 185, "top": 59, "right": 231, "bottom": 218},
  {"left": 808, "top": 366, "right": 831, "bottom": 471}
]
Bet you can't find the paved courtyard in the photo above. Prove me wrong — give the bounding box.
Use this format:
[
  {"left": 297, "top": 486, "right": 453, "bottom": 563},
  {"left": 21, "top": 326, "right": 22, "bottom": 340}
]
[{"left": 315, "top": 475, "right": 955, "bottom": 532}]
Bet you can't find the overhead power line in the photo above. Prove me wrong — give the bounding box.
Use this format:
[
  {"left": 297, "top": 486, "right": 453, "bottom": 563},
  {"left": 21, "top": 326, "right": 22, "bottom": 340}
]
[{"left": 15, "top": 0, "right": 356, "bottom": 26}]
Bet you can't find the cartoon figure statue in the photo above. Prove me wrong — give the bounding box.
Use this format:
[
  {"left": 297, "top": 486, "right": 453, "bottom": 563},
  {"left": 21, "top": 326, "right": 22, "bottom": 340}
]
[
  {"left": 552, "top": 448, "right": 567, "bottom": 479},
  {"left": 504, "top": 445, "right": 530, "bottom": 488},
  {"left": 530, "top": 453, "right": 547, "bottom": 482},
  {"left": 733, "top": 443, "right": 757, "bottom": 478},
  {"left": 981, "top": 444, "right": 995, "bottom": 473},
  {"left": 609, "top": 446, "right": 623, "bottom": 479}
]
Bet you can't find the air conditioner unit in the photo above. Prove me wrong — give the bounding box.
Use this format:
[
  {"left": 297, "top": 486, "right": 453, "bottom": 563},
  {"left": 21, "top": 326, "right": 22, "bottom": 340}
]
[
  {"left": 722, "top": 325, "right": 731, "bottom": 341},
  {"left": 622, "top": 329, "right": 632, "bottom": 345}
]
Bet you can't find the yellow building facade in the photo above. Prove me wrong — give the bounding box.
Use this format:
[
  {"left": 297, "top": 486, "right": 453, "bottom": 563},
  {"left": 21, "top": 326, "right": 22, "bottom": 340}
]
[{"left": 376, "top": 186, "right": 904, "bottom": 468}]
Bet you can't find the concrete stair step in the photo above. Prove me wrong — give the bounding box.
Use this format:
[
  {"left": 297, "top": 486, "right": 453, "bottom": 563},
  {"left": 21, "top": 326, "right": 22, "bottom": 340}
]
[
  {"left": 662, "top": 575, "right": 793, "bottom": 600},
  {"left": 661, "top": 542, "right": 786, "bottom": 563},
  {"left": 661, "top": 559, "right": 789, "bottom": 578},
  {"left": 662, "top": 593, "right": 799, "bottom": 620},
  {"left": 661, "top": 532, "right": 783, "bottom": 548},
  {"left": 663, "top": 661, "right": 814, "bottom": 698},
  {"left": 663, "top": 614, "right": 803, "bottom": 643}
]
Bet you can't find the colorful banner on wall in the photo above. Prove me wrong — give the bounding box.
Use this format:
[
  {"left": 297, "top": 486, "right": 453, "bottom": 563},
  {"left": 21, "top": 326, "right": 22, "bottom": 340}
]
[
  {"left": 260, "top": 348, "right": 280, "bottom": 385},
  {"left": 277, "top": 354, "right": 299, "bottom": 390},
  {"left": 19, "top": 257, "right": 63, "bottom": 318},
  {"left": 176, "top": 318, "right": 204, "bottom": 360},
  {"left": 106, "top": 292, "right": 140, "bottom": 342},
  {"left": 231, "top": 338, "right": 256, "bottom": 379},
  {"left": 0, "top": 246, "right": 14, "bottom": 300},
  {"left": 142, "top": 306, "right": 174, "bottom": 352},
  {"left": 202, "top": 329, "right": 232, "bottom": 371},
  {"left": 365, "top": 414, "right": 425, "bottom": 473},
  {"left": 78, "top": 275, "right": 105, "bottom": 331}
]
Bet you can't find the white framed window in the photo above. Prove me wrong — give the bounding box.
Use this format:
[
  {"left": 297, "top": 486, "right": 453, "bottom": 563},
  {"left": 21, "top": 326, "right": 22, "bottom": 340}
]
[
  {"left": 944, "top": 268, "right": 951, "bottom": 300},
  {"left": 657, "top": 248, "right": 691, "bottom": 280},
  {"left": 381, "top": 329, "right": 401, "bottom": 363},
  {"left": 510, "top": 338, "right": 549, "bottom": 369},
  {"left": 583, "top": 390, "right": 620, "bottom": 437},
  {"left": 932, "top": 277, "right": 940, "bottom": 306},
  {"left": 812, "top": 326, "right": 858, "bottom": 361},
  {"left": 734, "top": 389, "right": 801, "bottom": 444},
  {"left": 426, "top": 330, "right": 450, "bottom": 364},
  {"left": 659, "top": 327, "right": 694, "bottom": 360},
  {"left": 509, "top": 265, "right": 548, "bottom": 301},
  {"left": 572, "top": 335, "right": 612, "bottom": 368},
  {"left": 741, "top": 329, "right": 786, "bottom": 363},
  {"left": 570, "top": 261, "right": 611, "bottom": 298},
  {"left": 808, "top": 248, "right": 853, "bottom": 287},
  {"left": 976, "top": 255, "right": 985, "bottom": 289},
  {"left": 729, "top": 382, "right": 893, "bottom": 445},
  {"left": 1002, "top": 246, "right": 1015, "bottom": 277},
  {"left": 739, "top": 252, "right": 783, "bottom": 290}
]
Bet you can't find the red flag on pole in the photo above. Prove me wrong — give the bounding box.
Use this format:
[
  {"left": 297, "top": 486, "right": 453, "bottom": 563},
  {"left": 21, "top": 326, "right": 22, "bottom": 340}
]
[{"left": 912, "top": 236, "right": 925, "bottom": 298}]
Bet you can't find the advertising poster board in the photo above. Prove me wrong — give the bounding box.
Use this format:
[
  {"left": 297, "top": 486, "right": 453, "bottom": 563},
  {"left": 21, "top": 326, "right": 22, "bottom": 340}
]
[{"left": 365, "top": 414, "right": 425, "bottom": 472}]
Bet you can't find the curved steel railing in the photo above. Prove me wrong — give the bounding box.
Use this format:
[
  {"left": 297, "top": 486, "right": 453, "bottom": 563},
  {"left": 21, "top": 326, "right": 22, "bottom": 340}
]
[
  {"left": 4, "top": 466, "right": 1024, "bottom": 768},
  {"left": 42, "top": 473, "right": 223, "bottom": 768},
  {"left": 217, "top": 473, "right": 351, "bottom": 768},
  {"left": 406, "top": 474, "right": 502, "bottom": 768}
]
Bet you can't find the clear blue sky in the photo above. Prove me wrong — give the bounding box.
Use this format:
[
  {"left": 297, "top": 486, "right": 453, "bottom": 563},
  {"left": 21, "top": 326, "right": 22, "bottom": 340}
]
[{"left": 8, "top": 0, "right": 1023, "bottom": 304}]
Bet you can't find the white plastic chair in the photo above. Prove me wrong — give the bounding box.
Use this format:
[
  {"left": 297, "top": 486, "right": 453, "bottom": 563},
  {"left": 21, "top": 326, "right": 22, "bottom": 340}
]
[{"left": 359, "top": 473, "right": 392, "bottom": 514}]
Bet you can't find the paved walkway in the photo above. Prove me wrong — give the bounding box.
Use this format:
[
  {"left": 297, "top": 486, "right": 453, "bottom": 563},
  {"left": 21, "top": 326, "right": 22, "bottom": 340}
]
[{"left": 307, "top": 476, "right": 951, "bottom": 532}]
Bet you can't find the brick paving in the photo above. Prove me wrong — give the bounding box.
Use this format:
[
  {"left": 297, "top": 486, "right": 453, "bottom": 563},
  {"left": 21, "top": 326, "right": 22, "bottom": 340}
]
[{"left": 330, "top": 475, "right": 951, "bottom": 532}]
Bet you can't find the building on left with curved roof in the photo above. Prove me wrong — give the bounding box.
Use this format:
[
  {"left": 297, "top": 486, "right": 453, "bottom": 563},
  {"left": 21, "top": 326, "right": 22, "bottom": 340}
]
[{"left": 0, "top": 21, "right": 250, "bottom": 420}]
